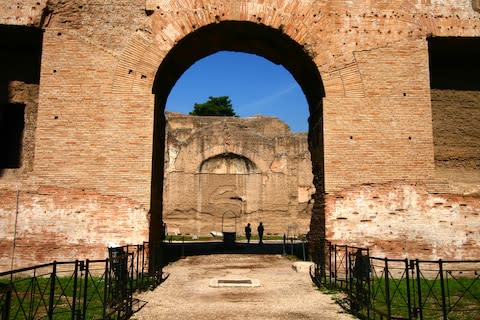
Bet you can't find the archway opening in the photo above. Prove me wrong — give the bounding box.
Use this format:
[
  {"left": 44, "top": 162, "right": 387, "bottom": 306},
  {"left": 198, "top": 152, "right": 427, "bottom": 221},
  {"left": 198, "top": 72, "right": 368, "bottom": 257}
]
[
  {"left": 165, "top": 50, "right": 310, "bottom": 132},
  {"left": 150, "top": 21, "right": 325, "bottom": 262}
]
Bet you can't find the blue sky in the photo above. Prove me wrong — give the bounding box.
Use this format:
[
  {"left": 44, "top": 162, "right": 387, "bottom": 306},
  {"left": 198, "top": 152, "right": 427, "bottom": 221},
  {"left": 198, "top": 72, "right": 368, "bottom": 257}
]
[{"left": 165, "top": 51, "right": 309, "bottom": 132}]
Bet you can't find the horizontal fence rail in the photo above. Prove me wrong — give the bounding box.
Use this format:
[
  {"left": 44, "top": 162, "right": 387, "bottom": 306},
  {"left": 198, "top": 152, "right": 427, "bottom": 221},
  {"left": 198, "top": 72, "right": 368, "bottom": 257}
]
[
  {"left": 311, "top": 240, "right": 480, "bottom": 320},
  {"left": 0, "top": 242, "right": 161, "bottom": 320}
]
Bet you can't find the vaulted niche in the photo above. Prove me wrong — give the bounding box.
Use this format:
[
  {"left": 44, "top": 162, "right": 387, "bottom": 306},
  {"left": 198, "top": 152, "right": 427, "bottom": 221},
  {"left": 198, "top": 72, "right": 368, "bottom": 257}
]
[
  {"left": 428, "top": 37, "right": 480, "bottom": 185},
  {"left": 200, "top": 153, "right": 257, "bottom": 174},
  {"left": 150, "top": 21, "right": 325, "bottom": 257}
]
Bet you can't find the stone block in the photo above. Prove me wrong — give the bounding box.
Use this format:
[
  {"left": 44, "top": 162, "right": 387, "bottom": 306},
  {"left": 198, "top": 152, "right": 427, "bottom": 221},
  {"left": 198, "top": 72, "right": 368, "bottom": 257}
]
[{"left": 292, "top": 262, "right": 314, "bottom": 273}]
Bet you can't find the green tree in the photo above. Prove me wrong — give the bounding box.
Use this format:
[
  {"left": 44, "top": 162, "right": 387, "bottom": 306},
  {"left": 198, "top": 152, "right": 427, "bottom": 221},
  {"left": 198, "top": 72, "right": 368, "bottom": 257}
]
[{"left": 189, "top": 96, "right": 237, "bottom": 117}]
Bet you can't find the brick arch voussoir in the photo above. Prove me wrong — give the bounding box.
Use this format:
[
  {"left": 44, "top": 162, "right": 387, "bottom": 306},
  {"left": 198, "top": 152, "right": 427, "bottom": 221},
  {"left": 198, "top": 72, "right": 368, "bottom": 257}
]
[
  {"left": 112, "top": 32, "right": 166, "bottom": 97},
  {"left": 113, "top": 0, "right": 340, "bottom": 100}
]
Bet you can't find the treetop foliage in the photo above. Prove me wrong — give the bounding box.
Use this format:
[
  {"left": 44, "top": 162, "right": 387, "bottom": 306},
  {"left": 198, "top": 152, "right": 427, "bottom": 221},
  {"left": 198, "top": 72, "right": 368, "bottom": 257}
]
[{"left": 189, "top": 96, "right": 238, "bottom": 117}]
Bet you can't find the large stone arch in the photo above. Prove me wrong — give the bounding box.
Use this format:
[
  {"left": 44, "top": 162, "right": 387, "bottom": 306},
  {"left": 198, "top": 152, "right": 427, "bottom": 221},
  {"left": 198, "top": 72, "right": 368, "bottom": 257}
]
[
  {"left": 122, "top": 0, "right": 480, "bottom": 257},
  {"left": 110, "top": 0, "right": 479, "bottom": 264},
  {"left": 144, "top": 15, "right": 329, "bottom": 250}
]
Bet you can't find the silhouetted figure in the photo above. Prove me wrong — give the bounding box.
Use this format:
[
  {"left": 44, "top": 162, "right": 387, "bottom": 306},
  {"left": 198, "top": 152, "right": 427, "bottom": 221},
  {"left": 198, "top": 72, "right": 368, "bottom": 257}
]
[
  {"left": 245, "top": 223, "right": 252, "bottom": 243},
  {"left": 161, "top": 222, "right": 167, "bottom": 241},
  {"left": 257, "top": 222, "right": 264, "bottom": 244}
]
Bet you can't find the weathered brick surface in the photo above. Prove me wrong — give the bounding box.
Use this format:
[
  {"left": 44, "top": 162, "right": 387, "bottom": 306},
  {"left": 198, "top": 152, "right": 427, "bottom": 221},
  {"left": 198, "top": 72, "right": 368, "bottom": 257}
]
[
  {"left": 0, "top": 0, "right": 479, "bottom": 269},
  {"left": 0, "top": 187, "right": 148, "bottom": 270},
  {"left": 163, "top": 113, "right": 314, "bottom": 236},
  {"left": 326, "top": 182, "right": 480, "bottom": 260}
]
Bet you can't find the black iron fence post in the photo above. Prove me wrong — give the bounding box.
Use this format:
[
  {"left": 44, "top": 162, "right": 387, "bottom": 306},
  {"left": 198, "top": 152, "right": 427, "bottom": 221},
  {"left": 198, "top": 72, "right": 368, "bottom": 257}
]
[
  {"left": 334, "top": 244, "right": 337, "bottom": 288},
  {"left": 136, "top": 244, "right": 141, "bottom": 289},
  {"left": 345, "top": 246, "right": 350, "bottom": 289},
  {"left": 128, "top": 254, "right": 134, "bottom": 317},
  {"left": 348, "top": 250, "right": 352, "bottom": 297},
  {"left": 438, "top": 259, "right": 448, "bottom": 320},
  {"left": 415, "top": 259, "right": 424, "bottom": 320},
  {"left": 48, "top": 261, "right": 57, "bottom": 320},
  {"left": 404, "top": 258, "right": 413, "bottom": 319},
  {"left": 367, "top": 247, "right": 371, "bottom": 320},
  {"left": 409, "top": 259, "right": 417, "bottom": 319},
  {"left": 327, "top": 243, "right": 331, "bottom": 287},
  {"left": 71, "top": 260, "right": 79, "bottom": 320},
  {"left": 103, "top": 259, "right": 109, "bottom": 320},
  {"left": 29, "top": 268, "right": 36, "bottom": 320},
  {"left": 77, "top": 260, "right": 85, "bottom": 320},
  {"left": 1, "top": 285, "right": 12, "bottom": 320},
  {"left": 384, "top": 258, "right": 392, "bottom": 319},
  {"left": 82, "top": 259, "right": 90, "bottom": 320},
  {"left": 141, "top": 243, "right": 146, "bottom": 288}
]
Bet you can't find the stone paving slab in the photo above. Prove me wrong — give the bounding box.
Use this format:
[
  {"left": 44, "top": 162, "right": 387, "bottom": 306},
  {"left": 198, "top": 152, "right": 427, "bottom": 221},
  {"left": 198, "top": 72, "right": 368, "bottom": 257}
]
[{"left": 132, "top": 254, "right": 357, "bottom": 320}]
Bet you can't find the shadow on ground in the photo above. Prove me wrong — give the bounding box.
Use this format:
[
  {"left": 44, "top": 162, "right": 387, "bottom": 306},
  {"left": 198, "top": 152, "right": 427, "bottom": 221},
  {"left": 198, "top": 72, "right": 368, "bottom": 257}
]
[{"left": 162, "top": 240, "right": 308, "bottom": 265}]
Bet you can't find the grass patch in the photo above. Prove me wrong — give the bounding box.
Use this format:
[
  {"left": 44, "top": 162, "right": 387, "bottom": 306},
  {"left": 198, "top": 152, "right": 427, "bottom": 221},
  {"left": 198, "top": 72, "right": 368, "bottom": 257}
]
[
  {"left": 360, "top": 277, "right": 480, "bottom": 319},
  {"left": 1, "top": 275, "right": 106, "bottom": 320},
  {"left": 313, "top": 275, "right": 480, "bottom": 320}
]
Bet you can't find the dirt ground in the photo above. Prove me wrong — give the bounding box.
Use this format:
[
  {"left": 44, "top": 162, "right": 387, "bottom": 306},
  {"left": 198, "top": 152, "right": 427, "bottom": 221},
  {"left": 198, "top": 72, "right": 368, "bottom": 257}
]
[{"left": 132, "top": 254, "right": 356, "bottom": 320}]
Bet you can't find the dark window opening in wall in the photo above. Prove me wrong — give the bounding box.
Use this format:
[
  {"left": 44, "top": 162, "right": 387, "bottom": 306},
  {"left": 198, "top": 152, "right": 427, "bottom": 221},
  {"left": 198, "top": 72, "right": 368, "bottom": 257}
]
[
  {"left": 0, "top": 104, "right": 25, "bottom": 168},
  {"left": 428, "top": 37, "right": 480, "bottom": 184},
  {"left": 0, "top": 25, "right": 43, "bottom": 172},
  {"left": 428, "top": 37, "right": 480, "bottom": 90}
]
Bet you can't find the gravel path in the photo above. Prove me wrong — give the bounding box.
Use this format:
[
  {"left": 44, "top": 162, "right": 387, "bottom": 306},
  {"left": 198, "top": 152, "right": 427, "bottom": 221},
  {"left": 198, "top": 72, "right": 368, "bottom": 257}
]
[{"left": 132, "top": 254, "right": 356, "bottom": 320}]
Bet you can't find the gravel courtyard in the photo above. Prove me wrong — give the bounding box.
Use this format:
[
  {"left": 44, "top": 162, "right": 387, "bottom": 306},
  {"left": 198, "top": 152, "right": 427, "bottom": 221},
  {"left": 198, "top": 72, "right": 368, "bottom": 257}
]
[{"left": 132, "top": 254, "right": 356, "bottom": 320}]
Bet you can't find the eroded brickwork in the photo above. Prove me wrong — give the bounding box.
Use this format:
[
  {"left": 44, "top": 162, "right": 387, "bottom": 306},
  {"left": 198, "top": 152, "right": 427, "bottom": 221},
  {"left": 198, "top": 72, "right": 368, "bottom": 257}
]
[
  {"left": 326, "top": 182, "right": 480, "bottom": 260},
  {"left": 163, "top": 113, "right": 314, "bottom": 236},
  {"left": 0, "top": 0, "right": 479, "bottom": 270},
  {"left": 0, "top": 187, "right": 148, "bottom": 270}
]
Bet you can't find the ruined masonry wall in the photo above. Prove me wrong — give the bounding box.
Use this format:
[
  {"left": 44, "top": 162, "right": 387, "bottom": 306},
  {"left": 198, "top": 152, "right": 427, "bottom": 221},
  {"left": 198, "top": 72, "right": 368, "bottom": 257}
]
[{"left": 163, "top": 113, "right": 314, "bottom": 236}]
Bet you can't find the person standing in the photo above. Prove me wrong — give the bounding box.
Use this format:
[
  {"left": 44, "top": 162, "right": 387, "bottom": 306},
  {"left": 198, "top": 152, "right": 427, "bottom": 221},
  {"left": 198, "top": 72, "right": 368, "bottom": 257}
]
[
  {"left": 257, "top": 222, "right": 264, "bottom": 245},
  {"left": 245, "top": 223, "right": 252, "bottom": 243}
]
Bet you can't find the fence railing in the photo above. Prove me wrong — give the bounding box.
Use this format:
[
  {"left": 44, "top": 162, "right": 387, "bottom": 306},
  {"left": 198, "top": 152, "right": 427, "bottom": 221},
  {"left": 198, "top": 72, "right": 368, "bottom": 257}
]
[
  {"left": 0, "top": 242, "right": 161, "bottom": 320},
  {"left": 311, "top": 240, "right": 480, "bottom": 320}
]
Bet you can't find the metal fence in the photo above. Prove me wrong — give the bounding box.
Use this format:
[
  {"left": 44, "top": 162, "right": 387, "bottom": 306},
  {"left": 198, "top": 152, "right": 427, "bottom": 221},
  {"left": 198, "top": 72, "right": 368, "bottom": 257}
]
[
  {"left": 0, "top": 243, "right": 161, "bottom": 320},
  {"left": 311, "top": 240, "right": 480, "bottom": 320}
]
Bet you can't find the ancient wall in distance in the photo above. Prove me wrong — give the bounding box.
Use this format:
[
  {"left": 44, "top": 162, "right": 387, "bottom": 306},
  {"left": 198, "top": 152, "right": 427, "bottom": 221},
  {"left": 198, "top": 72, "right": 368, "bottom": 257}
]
[{"left": 163, "top": 113, "right": 314, "bottom": 237}]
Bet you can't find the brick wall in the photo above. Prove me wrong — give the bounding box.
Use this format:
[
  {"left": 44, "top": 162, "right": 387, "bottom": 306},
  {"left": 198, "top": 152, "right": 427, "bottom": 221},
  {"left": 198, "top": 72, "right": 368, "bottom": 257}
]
[
  {"left": 0, "top": 0, "right": 479, "bottom": 269},
  {"left": 326, "top": 182, "right": 480, "bottom": 260},
  {"left": 0, "top": 187, "right": 148, "bottom": 270}
]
